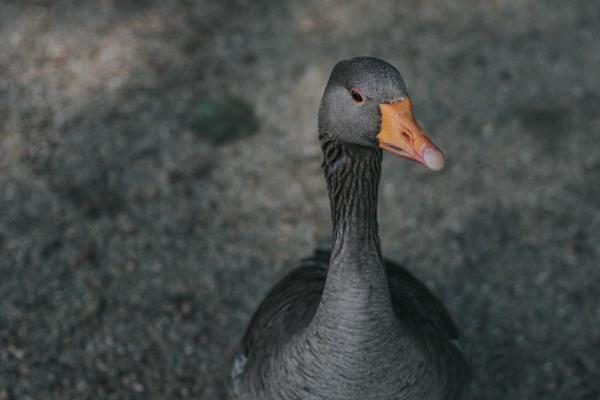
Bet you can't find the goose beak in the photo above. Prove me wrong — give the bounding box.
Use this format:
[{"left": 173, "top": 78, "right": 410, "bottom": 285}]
[{"left": 376, "top": 97, "right": 445, "bottom": 171}]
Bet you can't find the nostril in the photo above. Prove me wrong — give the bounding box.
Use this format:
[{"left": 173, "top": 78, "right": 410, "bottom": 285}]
[{"left": 401, "top": 132, "right": 410, "bottom": 142}]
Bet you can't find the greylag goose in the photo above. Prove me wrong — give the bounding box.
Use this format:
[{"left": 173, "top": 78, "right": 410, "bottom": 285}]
[{"left": 232, "top": 57, "right": 469, "bottom": 400}]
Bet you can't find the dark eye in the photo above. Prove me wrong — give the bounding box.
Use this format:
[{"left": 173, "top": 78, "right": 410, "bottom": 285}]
[{"left": 350, "top": 89, "right": 364, "bottom": 103}]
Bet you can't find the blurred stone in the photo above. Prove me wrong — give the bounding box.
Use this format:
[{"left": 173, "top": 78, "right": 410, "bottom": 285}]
[{"left": 192, "top": 97, "right": 258, "bottom": 145}]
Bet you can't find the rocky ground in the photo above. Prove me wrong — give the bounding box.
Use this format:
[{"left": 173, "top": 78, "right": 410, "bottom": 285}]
[{"left": 0, "top": 1, "right": 599, "bottom": 399}]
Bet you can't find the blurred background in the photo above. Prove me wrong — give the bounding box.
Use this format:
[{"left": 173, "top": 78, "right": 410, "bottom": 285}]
[{"left": 0, "top": 1, "right": 599, "bottom": 399}]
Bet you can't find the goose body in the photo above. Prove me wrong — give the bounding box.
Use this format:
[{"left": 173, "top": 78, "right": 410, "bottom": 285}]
[{"left": 232, "top": 57, "right": 469, "bottom": 400}]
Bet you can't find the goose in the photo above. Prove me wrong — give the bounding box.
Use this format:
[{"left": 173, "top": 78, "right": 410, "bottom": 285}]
[{"left": 232, "top": 57, "right": 469, "bottom": 400}]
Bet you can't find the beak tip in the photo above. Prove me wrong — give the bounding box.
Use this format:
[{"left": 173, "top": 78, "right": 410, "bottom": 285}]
[{"left": 423, "top": 147, "right": 445, "bottom": 171}]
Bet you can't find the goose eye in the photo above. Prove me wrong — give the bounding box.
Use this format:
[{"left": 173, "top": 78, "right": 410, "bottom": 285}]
[{"left": 350, "top": 89, "right": 364, "bottom": 103}]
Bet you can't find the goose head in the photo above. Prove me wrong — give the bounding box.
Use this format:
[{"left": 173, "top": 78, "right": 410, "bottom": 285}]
[{"left": 318, "top": 57, "right": 445, "bottom": 171}]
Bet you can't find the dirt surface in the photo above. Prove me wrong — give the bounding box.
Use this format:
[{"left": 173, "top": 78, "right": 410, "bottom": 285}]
[{"left": 1, "top": 1, "right": 599, "bottom": 399}]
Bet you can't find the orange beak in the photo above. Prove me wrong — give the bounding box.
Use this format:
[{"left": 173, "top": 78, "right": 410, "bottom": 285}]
[{"left": 376, "top": 97, "right": 445, "bottom": 171}]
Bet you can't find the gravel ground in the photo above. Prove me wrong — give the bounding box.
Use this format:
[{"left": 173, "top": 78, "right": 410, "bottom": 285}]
[{"left": 1, "top": 1, "right": 599, "bottom": 399}]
